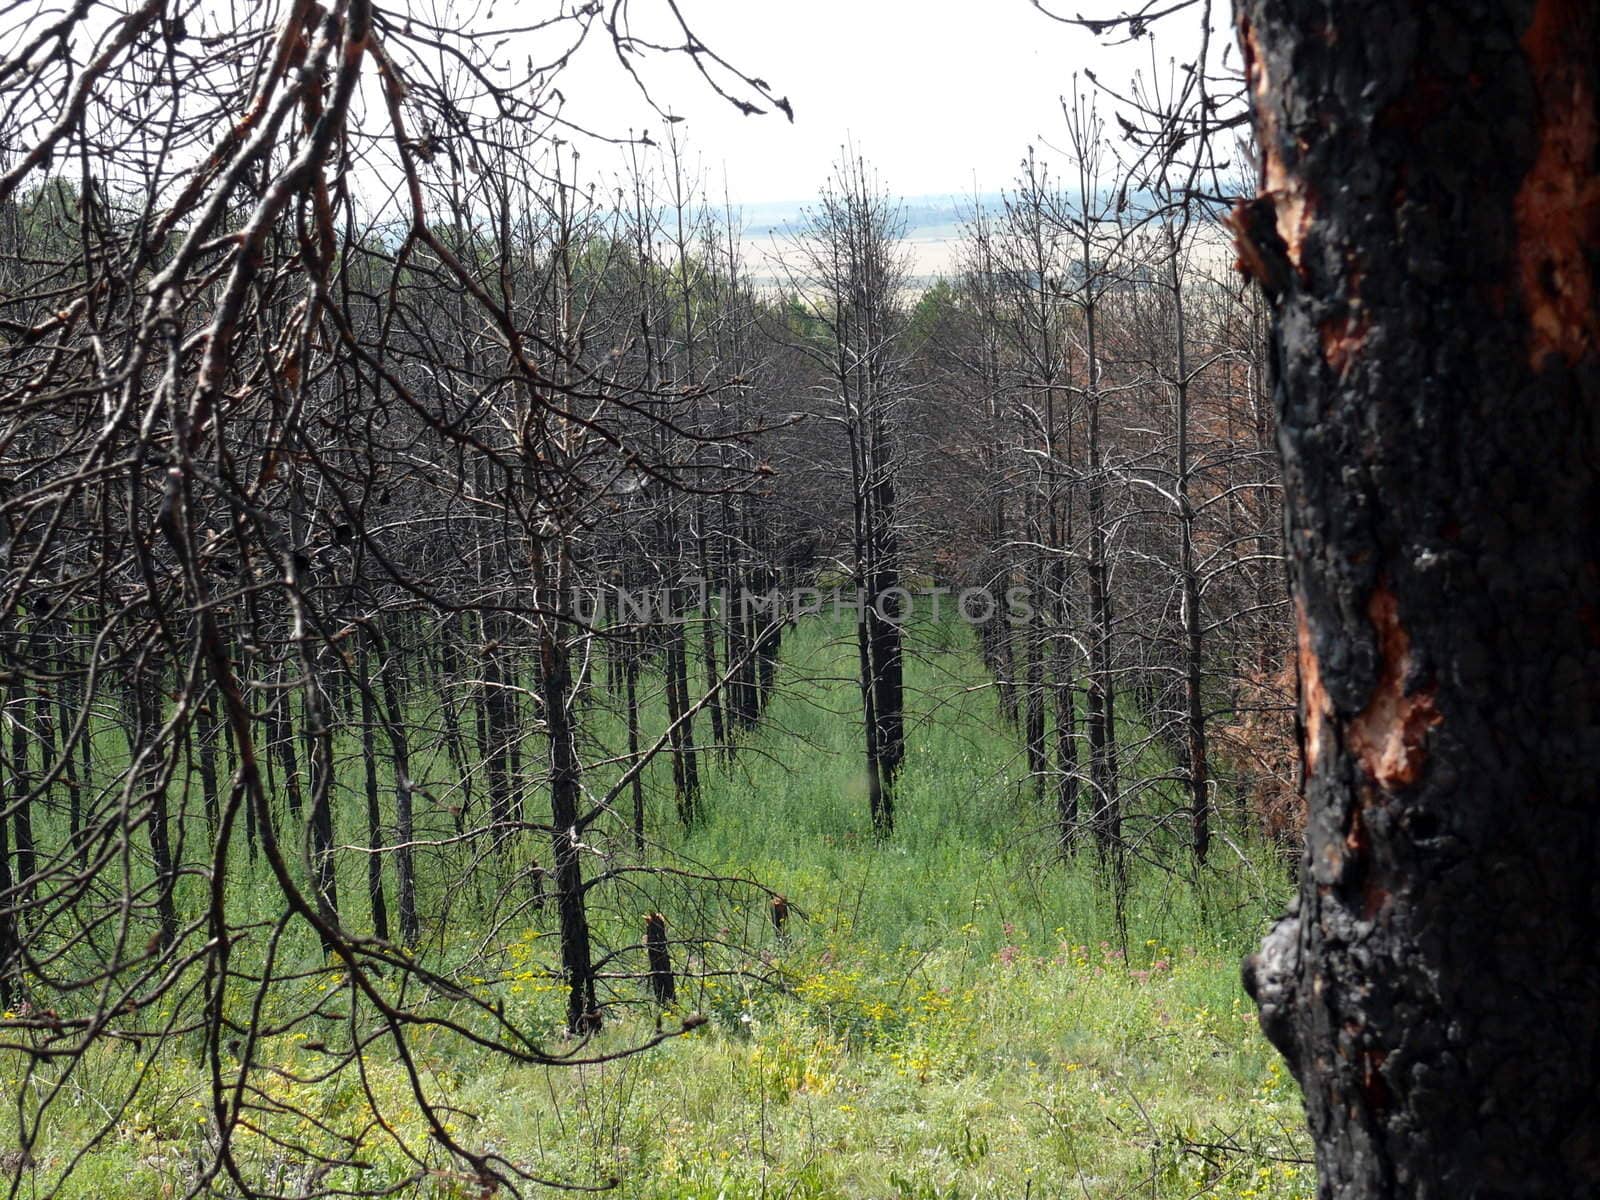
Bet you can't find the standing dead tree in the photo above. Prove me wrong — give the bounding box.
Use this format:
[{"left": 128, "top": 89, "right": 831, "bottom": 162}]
[{"left": 785, "top": 154, "right": 911, "bottom": 835}]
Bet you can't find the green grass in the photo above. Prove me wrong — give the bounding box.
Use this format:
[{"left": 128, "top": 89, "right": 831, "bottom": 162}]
[{"left": 1, "top": 612, "right": 1311, "bottom": 1198}]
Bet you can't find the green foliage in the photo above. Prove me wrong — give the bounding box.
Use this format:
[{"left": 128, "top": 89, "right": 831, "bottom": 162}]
[{"left": 905, "top": 276, "right": 960, "bottom": 347}]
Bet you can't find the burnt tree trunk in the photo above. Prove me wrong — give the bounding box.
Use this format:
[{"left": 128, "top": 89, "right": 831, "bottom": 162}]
[
  {"left": 626, "top": 644, "right": 645, "bottom": 853},
  {"left": 867, "top": 412, "right": 905, "bottom": 785},
  {"left": 0, "top": 651, "right": 14, "bottom": 1008},
  {"left": 644, "top": 912, "right": 676, "bottom": 1005},
  {"left": 670, "top": 610, "right": 700, "bottom": 814},
  {"left": 302, "top": 661, "right": 339, "bottom": 953},
  {"left": 1051, "top": 540, "right": 1079, "bottom": 854},
  {"left": 373, "top": 628, "right": 419, "bottom": 948},
  {"left": 1168, "top": 229, "right": 1211, "bottom": 867},
  {"left": 357, "top": 640, "right": 389, "bottom": 942},
  {"left": 196, "top": 691, "right": 220, "bottom": 835},
  {"left": 8, "top": 675, "right": 35, "bottom": 933},
  {"left": 856, "top": 608, "right": 890, "bottom": 834},
  {"left": 1024, "top": 495, "right": 1049, "bottom": 799},
  {"left": 132, "top": 665, "right": 178, "bottom": 953},
  {"left": 532, "top": 528, "right": 600, "bottom": 1034},
  {"left": 437, "top": 622, "right": 473, "bottom": 830},
  {"left": 544, "top": 615, "right": 599, "bottom": 1034},
  {"left": 1236, "top": 2, "right": 1600, "bottom": 1196},
  {"left": 481, "top": 612, "right": 518, "bottom": 834},
  {"left": 266, "top": 669, "right": 304, "bottom": 820},
  {"left": 663, "top": 620, "right": 695, "bottom": 825},
  {"left": 1085, "top": 378, "right": 1121, "bottom": 885},
  {"left": 726, "top": 557, "right": 756, "bottom": 729}
]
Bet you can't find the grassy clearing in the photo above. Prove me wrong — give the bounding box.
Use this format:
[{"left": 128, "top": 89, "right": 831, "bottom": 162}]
[{"left": 2, "top": 614, "right": 1310, "bottom": 1198}]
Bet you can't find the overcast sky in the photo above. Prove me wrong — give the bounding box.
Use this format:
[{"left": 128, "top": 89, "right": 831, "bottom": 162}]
[{"left": 557, "top": 0, "right": 1217, "bottom": 205}]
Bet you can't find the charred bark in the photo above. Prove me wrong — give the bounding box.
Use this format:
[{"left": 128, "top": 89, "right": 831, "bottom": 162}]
[
  {"left": 357, "top": 640, "right": 389, "bottom": 942},
  {"left": 1238, "top": 2, "right": 1600, "bottom": 1195},
  {"left": 643, "top": 912, "right": 675, "bottom": 1005},
  {"left": 373, "top": 628, "right": 419, "bottom": 948},
  {"left": 626, "top": 646, "right": 645, "bottom": 853}
]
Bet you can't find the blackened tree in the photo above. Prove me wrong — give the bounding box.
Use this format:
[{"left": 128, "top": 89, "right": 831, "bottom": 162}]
[{"left": 1235, "top": 2, "right": 1600, "bottom": 1196}]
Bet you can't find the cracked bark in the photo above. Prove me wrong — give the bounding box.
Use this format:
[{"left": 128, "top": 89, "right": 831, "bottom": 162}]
[{"left": 1238, "top": 1, "right": 1600, "bottom": 1195}]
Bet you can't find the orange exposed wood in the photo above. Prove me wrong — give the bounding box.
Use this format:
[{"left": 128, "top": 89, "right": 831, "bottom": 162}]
[
  {"left": 1296, "top": 600, "right": 1330, "bottom": 776},
  {"left": 1347, "top": 584, "right": 1442, "bottom": 790},
  {"left": 1515, "top": 0, "right": 1600, "bottom": 366},
  {"left": 1319, "top": 309, "right": 1370, "bottom": 377},
  {"left": 1239, "top": 16, "right": 1312, "bottom": 276}
]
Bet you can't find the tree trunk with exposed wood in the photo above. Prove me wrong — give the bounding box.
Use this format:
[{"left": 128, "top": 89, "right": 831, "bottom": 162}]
[{"left": 1236, "top": 2, "right": 1600, "bottom": 1194}]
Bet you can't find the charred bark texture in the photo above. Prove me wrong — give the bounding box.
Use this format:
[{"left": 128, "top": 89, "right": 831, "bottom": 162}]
[
  {"left": 1238, "top": 2, "right": 1600, "bottom": 1195},
  {"left": 644, "top": 912, "right": 676, "bottom": 1005},
  {"left": 540, "top": 584, "right": 600, "bottom": 1035},
  {"left": 373, "top": 629, "right": 419, "bottom": 948},
  {"left": 357, "top": 640, "right": 389, "bottom": 942}
]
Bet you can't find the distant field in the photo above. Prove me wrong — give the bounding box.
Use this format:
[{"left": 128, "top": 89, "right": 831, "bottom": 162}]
[
  {"left": 735, "top": 194, "right": 979, "bottom": 289},
  {"left": 737, "top": 195, "right": 1237, "bottom": 291}
]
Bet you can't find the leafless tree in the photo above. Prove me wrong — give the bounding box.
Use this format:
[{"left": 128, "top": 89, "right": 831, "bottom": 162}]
[
  {"left": 0, "top": 2, "right": 793, "bottom": 1194},
  {"left": 784, "top": 154, "right": 911, "bottom": 835}
]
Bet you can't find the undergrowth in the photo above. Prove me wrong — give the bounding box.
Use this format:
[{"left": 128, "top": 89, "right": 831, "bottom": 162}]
[{"left": 1, "top": 614, "right": 1310, "bottom": 1198}]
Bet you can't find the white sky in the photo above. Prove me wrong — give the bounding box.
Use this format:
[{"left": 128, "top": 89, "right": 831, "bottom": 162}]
[
  {"left": 558, "top": 0, "right": 1217, "bottom": 205},
  {"left": 10, "top": 0, "right": 1216, "bottom": 225}
]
